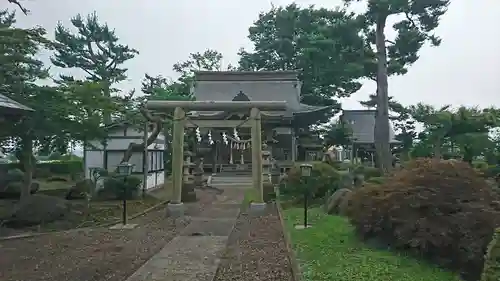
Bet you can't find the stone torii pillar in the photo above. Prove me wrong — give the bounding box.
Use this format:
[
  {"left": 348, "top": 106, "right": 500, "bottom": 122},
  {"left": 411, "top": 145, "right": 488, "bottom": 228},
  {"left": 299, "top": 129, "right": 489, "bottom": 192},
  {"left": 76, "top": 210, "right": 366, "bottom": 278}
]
[{"left": 146, "top": 100, "right": 287, "bottom": 217}]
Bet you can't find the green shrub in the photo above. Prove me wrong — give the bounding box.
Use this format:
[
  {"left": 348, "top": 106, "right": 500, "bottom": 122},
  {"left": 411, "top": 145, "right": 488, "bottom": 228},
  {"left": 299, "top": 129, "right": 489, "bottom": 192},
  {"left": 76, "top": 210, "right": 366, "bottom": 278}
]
[
  {"left": 337, "top": 170, "right": 353, "bottom": 189},
  {"left": 281, "top": 162, "right": 340, "bottom": 202},
  {"left": 0, "top": 182, "right": 40, "bottom": 198},
  {"left": 48, "top": 151, "right": 63, "bottom": 160},
  {"left": 34, "top": 167, "right": 52, "bottom": 179},
  {"left": 351, "top": 165, "right": 382, "bottom": 179},
  {"left": 97, "top": 174, "right": 142, "bottom": 200},
  {"left": 59, "top": 154, "right": 83, "bottom": 161},
  {"left": 7, "top": 168, "right": 24, "bottom": 181},
  {"left": 481, "top": 228, "right": 500, "bottom": 281},
  {"left": 0, "top": 160, "right": 83, "bottom": 175},
  {"left": 473, "top": 160, "right": 490, "bottom": 171},
  {"left": 66, "top": 179, "right": 93, "bottom": 200},
  {"left": 483, "top": 165, "right": 500, "bottom": 178},
  {"left": 47, "top": 175, "right": 69, "bottom": 182},
  {"left": 42, "top": 160, "right": 82, "bottom": 175},
  {"left": 347, "top": 158, "right": 500, "bottom": 281},
  {"left": 366, "top": 176, "right": 385, "bottom": 184},
  {"left": 362, "top": 166, "right": 382, "bottom": 179}
]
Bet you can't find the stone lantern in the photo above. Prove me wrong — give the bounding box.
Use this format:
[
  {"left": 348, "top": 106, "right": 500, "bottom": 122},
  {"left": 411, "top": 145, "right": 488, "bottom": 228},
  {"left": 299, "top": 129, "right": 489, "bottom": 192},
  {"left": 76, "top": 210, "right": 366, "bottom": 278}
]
[
  {"left": 182, "top": 151, "right": 197, "bottom": 202},
  {"left": 262, "top": 150, "right": 272, "bottom": 183}
]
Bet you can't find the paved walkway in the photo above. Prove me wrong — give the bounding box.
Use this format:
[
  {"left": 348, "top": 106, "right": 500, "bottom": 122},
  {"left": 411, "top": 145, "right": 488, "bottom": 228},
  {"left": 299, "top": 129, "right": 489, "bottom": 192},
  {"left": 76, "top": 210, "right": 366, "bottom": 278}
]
[{"left": 125, "top": 188, "right": 245, "bottom": 281}]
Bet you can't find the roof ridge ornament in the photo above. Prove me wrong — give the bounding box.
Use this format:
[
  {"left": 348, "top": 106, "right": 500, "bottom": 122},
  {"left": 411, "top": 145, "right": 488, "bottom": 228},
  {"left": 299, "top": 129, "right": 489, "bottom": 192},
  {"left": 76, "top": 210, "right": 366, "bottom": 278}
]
[{"left": 232, "top": 91, "right": 251, "bottom": 101}]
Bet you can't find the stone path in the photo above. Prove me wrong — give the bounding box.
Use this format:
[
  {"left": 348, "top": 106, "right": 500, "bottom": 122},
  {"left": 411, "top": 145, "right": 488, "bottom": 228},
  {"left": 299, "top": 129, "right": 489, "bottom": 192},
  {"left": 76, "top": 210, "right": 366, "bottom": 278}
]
[{"left": 124, "top": 188, "right": 245, "bottom": 281}]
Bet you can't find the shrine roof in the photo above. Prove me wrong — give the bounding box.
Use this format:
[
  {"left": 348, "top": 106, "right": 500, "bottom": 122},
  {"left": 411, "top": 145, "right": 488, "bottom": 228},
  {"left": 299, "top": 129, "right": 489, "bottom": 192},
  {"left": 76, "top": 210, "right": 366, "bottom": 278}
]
[
  {"left": 192, "top": 71, "right": 321, "bottom": 114},
  {"left": 188, "top": 71, "right": 331, "bottom": 124},
  {"left": 340, "top": 110, "right": 400, "bottom": 144},
  {"left": 0, "top": 94, "right": 33, "bottom": 115}
]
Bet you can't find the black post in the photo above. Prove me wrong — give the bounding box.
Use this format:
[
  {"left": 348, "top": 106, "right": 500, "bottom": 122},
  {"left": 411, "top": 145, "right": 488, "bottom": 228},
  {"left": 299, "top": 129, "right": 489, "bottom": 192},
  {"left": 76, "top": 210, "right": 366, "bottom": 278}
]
[
  {"left": 303, "top": 178, "right": 308, "bottom": 228},
  {"left": 122, "top": 177, "right": 127, "bottom": 225}
]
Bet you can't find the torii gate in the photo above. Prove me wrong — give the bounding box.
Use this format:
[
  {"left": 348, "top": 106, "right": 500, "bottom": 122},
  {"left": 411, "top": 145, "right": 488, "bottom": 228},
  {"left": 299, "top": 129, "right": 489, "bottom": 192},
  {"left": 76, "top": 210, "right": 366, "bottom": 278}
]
[{"left": 146, "top": 100, "right": 287, "bottom": 217}]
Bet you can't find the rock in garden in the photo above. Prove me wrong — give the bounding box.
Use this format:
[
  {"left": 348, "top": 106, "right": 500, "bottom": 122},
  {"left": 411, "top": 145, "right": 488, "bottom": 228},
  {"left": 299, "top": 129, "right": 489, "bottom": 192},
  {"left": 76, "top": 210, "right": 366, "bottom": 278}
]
[
  {"left": 326, "top": 188, "right": 351, "bottom": 215},
  {"left": 66, "top": 179, "right": 93, "bottom": 200},
  {"left": 4, "top": 194, "right": 70, "bottom": 227},
  {"left": 0, "top": 181, "right": 40, "bottom": 199},
  {"left": 337, "top": 191, "right": 353, "bottom": 216}
]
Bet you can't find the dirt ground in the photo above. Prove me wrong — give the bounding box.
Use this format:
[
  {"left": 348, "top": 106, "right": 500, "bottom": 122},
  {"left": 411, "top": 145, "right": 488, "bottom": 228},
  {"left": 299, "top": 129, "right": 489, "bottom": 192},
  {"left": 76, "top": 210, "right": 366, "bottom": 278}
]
[
  {"left": 213, "top": 202, "right": 294, "bottom": 281},
  {"left": 0, "top": 189, "right": 218, "bottom": 281}
]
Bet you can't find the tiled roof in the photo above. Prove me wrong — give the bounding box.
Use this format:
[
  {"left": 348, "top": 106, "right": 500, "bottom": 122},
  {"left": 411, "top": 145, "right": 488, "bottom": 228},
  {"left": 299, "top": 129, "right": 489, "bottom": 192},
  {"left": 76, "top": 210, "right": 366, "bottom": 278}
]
[
  {"left": 192, "top": 71, "right": 329, "bottom": 115},
  {"left": 341, "top": 110, "right": 399, "bottom": 144}
]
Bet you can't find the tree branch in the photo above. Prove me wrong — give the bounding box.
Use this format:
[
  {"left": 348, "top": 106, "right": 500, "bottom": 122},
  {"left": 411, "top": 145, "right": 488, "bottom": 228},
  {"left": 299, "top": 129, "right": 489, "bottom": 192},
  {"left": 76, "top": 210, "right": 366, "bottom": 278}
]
[
  {"left": 81, "top": 67, "right": 100, "bottom": 80},
  {"left": 120, "top": 107, "right": 164, "bottom": 163},
  {"left": 405, "top": 12, "right": 418, "bottom": 29},
  {"left": 8, "top": 0, "right": 29, "bottom": 15},
  {"left": 385, "top": 39, "right": 395, "bottom": 45}
]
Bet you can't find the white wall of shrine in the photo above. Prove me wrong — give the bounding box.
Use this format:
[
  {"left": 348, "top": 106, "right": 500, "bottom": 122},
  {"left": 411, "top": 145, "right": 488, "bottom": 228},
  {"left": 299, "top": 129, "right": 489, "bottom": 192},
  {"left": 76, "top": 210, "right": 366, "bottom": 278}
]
[{"left": 84, "top": 125, "right": 165, "bottom": 191}]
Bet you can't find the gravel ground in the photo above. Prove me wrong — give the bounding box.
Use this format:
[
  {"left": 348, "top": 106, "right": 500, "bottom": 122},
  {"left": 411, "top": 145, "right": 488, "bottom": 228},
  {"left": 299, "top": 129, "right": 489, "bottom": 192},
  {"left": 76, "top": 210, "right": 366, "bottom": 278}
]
[
  {"left": 213, "top": 202, "right": 293, "bottom": 281},
  {"left": 0, "top": 189, "right": 218, "bottom": 281}
]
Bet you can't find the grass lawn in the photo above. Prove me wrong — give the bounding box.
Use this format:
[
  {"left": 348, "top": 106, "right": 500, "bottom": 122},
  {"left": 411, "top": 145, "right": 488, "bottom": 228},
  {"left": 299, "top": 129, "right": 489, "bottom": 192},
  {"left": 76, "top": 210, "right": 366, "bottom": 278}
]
[{"left": 283, "top": 207, "right": 462, "bottom": 281}]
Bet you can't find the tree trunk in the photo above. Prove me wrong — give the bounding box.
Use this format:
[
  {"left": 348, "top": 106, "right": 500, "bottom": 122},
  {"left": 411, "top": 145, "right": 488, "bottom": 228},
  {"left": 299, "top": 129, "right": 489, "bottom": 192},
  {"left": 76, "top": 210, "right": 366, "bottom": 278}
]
[
  {"left": 20, "top": 135, "right": 33, "bottom": 201},
  {"left": 374, "top": 15, "right": 392, "bottom": 174},
  {"left": 103, "top": 82, "right": 112, "bottom": 125},
  {"left": 433, "top": 139, "right": 442, "bottom": 159}
]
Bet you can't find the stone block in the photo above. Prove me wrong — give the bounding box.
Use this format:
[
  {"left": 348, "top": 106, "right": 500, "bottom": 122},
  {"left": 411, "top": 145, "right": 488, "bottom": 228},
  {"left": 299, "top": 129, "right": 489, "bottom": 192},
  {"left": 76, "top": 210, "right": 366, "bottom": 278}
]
[{"left": 167, "top": 202, "right": 185, "bottom": 218}]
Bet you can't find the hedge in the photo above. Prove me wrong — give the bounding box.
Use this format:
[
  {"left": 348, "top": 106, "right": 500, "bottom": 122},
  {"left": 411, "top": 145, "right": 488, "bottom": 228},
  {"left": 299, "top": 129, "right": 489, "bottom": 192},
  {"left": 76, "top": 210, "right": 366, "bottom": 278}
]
[{"left": 0, "top": 160, "right": 83, "bottom": 175}]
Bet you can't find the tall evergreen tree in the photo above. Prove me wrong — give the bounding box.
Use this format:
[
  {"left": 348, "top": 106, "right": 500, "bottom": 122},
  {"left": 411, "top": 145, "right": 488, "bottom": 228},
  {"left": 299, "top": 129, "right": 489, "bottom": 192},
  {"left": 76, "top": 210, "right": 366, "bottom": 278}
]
[
  {"left": 0, "top": 10, "right": 75, "bottom": 199},
  {"left": 344, "top": 0, "right": 450, "bottom": 172},
  {"left": 51, "top": 12, "right": 139, "bottom": 125}
]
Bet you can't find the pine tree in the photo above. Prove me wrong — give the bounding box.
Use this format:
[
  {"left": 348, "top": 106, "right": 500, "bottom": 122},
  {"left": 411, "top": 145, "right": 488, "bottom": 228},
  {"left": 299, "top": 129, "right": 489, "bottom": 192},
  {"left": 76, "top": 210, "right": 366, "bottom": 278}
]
[
  {"left": 51, "top": 12, "right": 139, "bottom": 125},
  {"left": 0, "top": 10, "right": 73, "bottom": 199},
  {"left": 345, "top": 0, "right": 450, "bottom": 172}
]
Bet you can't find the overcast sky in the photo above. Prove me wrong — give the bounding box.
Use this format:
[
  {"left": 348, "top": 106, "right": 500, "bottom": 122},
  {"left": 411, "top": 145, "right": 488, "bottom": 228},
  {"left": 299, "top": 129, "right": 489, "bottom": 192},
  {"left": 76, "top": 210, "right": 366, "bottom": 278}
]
[{"left": 6, "top": 0, "right": 500, "bottom": 110}]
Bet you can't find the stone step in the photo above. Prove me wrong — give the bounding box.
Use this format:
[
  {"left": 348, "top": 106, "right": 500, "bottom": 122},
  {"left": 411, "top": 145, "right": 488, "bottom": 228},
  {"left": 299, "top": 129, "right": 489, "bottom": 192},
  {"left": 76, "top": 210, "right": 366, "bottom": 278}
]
[
  {"left": 210, "top": 175, "right": 253, "bottom": 188},
  {"left": 218, "top": 170, "right": 252, "bottom": 175},
  {"left": 211, "top": 179, "right": 253, "bottom": 184},
  {"left": 217, "top": 174, "right": 252, "bottom": 178}
]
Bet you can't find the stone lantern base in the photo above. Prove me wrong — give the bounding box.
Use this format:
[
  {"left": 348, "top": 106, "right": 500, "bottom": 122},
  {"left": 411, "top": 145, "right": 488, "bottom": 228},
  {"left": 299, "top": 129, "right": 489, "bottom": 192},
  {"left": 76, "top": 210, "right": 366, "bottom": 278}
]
[{"left": 181, "top": 181, "right": 197, "bottom": 202}]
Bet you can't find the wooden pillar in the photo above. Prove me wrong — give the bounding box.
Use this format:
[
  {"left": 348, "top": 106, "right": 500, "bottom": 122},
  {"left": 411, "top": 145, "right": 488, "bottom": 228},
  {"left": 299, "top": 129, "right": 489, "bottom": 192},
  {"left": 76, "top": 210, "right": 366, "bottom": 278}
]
[
  {"left": 171, "top": 107, "right": 185, "bottom": 204},
  {"left": 291, "top": 129, "right": 297, "bottom": 162},
  {"left": 250, "top": 107, "right": 263, "bottom": 203}
]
